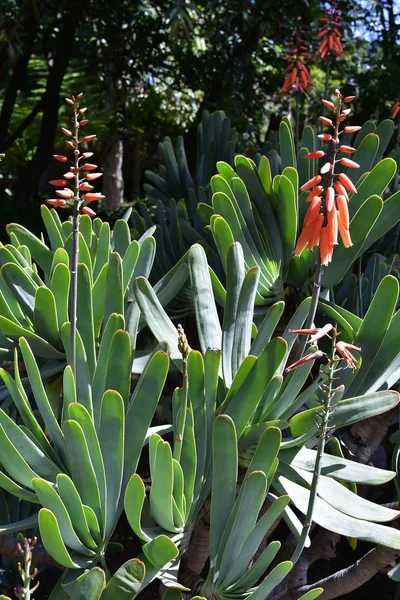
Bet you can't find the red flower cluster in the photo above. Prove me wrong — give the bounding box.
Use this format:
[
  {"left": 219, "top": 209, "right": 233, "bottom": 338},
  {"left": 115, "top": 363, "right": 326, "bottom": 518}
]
[
  {"left": 47, "top": 94, "right": 104, "bottom": 217},
  {"left": 280, "top": 27, "right": 315, "bottom": 96},
  {"left": 314, "top": 3, "right": 344, "bottom": 60},
  {"left": 390, "top": 101, "right": 400, "bottom": 119},
  {"left": 294, "top": 90, "right": 359, "bottom": 266}
]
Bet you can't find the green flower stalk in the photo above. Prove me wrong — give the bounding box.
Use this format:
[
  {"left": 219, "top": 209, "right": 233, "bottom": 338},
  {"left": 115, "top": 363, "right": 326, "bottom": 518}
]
[{"left": 48, "top": 94, "right": 104, "bottom": 375}]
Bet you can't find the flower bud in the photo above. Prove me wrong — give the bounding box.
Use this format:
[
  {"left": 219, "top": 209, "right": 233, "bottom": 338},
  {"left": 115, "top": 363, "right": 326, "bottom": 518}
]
[
  {"left": 83, "top": 135, "right": 96, "bottom": 142},
  {"left": 77, "top": 92, "right": 84, "bottom": 99},
  {"left": 80, "top": 119, "right": 89, "bottom": 126},
  {"left": 64, "top": 172, "right": 74, "bottom": 179},
  {"left": 61, "top": 127, "right": 72, "bottom": 136},
  {"left": 65, "top": 98, "right": 74, "bottom": 105},
  {"left": 82, "top": 152, "right": 93, "bottom": 159},
  {"left": 339, "top": 145, "right": 356, "bottom": 153},
  {"left": 47, "top": 199, "right": 67, "bottom": 206},
  {"left": 84, "top": 192, "right": 105, "bottom": 202},
  {"left": 321, "top": 99, "right": 335, "bottom": 109},
  {"left": 86, "top": 172, "right": 103, "bottom": 181},
  {"left": 82, "top": 163, "right": 97, "bottom": 171},
  {"left": 304, "top": 150, "right": 325, "bottom": 159},
  {"left": 79, "top": 108, "right": 87, "bottom": 114},
  {"left": 343, "top": 126, "right": 361, "bottom": 133},
  {"left": 54, "top": 154, "right": 68, "bottom": 162},
  {"left": 81, "top": 206, "right": 96, "bottom": 216},
  {"left": 49, "top": 179, "right": 67, "bottom": 186},
  {"left": 80, "top": 182, "right": 94, "bottom": 191},
  {"left": 299, "top": 174, "right": 322, "bottom": 192},
  {"left": 317, "top": 133, "right": 332, "bottom": 141},
  {"left": 66, "top": 140, "right": 74, "bottom": 148},
  {"left": 320, "top": 116, "right": 334, "bottom": 127},
  {"left": 320, "top": 161, "right": 332, "bottom": 174},
  {"left": 56, "top": 189, "right": 74, "bottom": 199},
  {"left": 340, "top": 157, "right": 360, "bottom": 168},
  {"left": 344, "top": 96, "right": 355, "bottom": 103},
  {"left": 338, "top": 172, "right": 357, "bottom": 194},
  {"left": 326, "top": 186, "right": 335, "bottom": 212}
]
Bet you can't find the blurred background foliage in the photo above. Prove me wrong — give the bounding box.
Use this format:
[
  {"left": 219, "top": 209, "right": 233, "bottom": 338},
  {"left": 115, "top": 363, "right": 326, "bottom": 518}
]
[{"left": 0, "top": 0, "right": 399, "bottom": 232}]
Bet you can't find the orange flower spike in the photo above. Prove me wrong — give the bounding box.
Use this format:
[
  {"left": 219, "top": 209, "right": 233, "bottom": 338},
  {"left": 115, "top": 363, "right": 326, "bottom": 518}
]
[
  {"left": 327, "top": 205, "right": 338, "bottom": 246},
  {"left": 306, "top": 213, "right": 324, "bottom": 250},
  {"left": 325, "top": 186, "right": 335, "bottom": 212},
  {"left": 303, "top": 197, "right": 322, "bottom": 227},
  {"left": 300, "top": 174, "right": 322, "bottom": 192},
  {"left": 306, "top": 185, "right": 324, "bottom": 202},
  {"left": 338, "top": 172, "right": 357, "bottom": 194},
  {"left": 338, "top": 212, "right": 352, "bottom": 247},
  {"left": 334, "top": 180, "right": 349, "bottom": 201},
  {"left": 320, "top": 228, "right": 333, "bottom": 265},
  {"left": 293, "top": 222, "right": 315, "bottom": 255},
  {"left": 336, "top": 195, "right": 349, "bottom": 229}
]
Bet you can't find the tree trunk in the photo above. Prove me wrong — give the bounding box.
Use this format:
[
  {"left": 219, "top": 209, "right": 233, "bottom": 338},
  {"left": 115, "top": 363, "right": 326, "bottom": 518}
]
[
  {"left": 102, "top": 139, "right": 124, "bottom": 210},
  {"left": 12, "top": 1, "right": 83, "bottom": 206},
  {"left": 0, "top": 7, "right": 38, "bottom": 149}
]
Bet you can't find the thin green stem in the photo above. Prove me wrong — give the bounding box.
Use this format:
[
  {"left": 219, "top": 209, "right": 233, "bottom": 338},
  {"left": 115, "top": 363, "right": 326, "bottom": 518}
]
[
  {"left": 70, "top": 105, "right": 80, "bottom": 376},
  {"left": 320, "top": 60, "right": 331, "bottom": 126},
  {"left": 174, "top": 324, "right": 189, "bottom": 462},
  {"left": 290, "top": 327, "right": 337, "bottom": 566},
  {"left": 295, "top": 91, "right": 300, "bottom": 152},
  {"left": 357, "top": 255, "right": 363, "bottom": 317},
  {"left": 296, "top": 255, "right": 323, "bottom": 359}
]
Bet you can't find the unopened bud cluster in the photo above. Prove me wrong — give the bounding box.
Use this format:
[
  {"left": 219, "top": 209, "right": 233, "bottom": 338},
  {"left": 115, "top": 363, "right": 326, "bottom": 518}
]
[
  {"left": 294, "top": 89, "right": 359, "bottom": 266},
  {"left": 280, "top": 27, "right": 315, "bottom": 96},
  {"left": 47, "top": 94, "right": 104, "bottom": 217},
  {"left": 314, "top": 2, "right": 344, "bottom": 59}
]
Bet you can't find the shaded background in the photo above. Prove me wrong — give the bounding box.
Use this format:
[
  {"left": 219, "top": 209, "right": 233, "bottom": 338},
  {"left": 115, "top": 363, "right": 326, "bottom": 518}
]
[{"left": 0, "top": 0, "right": 399, "bottom": 233}]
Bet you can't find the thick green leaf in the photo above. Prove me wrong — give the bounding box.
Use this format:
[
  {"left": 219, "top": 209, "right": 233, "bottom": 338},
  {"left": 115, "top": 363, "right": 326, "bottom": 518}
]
[
  {"left": 279, "top": 475, "right": 400, "bottom": 549},
  {"left": 20, "top": 338, "right": 66, "bottom": 459},
  {"left": 34, "top": 287, "right": 62, "bottom": 349},
  {"left": 101, "top": 559, "right": 145, "bottom": 599},
  {"left": 290, "top": 390, "right": 399, "bottom": 437},
  {"left": 64, "top": 420, "right": 102, "bottom": 526},
  {"left": 209, "top": 415, "right": 237, "bottom": 578},
  {"left": 222, "top": 243, "right": 245, "bottom": 386},
  {"left": 189, "top": 244, "right": 222, "bottom": 356},
  {"left": 57, "top": 474, "right": 97, "bottom": 551},
  {"left": 38, "top": 508, "right": 84, "bottom": 569},
  {"left": 99, "top": 391, "right": 125, "bottom": 538},
  {"left": 124, "top": 351, "right": 169, "bottom": 487},
  {"left": 71, "top": 568, "right": 106, "bottom": 599},
  {"left": 32, "top": 478, "right": 95, "bottom": 556}
]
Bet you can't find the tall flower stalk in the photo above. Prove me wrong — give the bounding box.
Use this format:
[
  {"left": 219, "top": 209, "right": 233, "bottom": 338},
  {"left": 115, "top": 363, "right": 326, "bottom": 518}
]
[
  {"left": 314, "top": 2, "right": 344, "bottom": 109},
  {"left": 280, "top": 27, "right": 315, "bottom": 150},
  {"left": 48, "top": 95, "right": 104, "bottom": 375},
  {"left": 287, "top": 326, "right": 361, "bottom": 564},
  {"left": 294, "top": 90, "right": 359, "bottom": 343}
]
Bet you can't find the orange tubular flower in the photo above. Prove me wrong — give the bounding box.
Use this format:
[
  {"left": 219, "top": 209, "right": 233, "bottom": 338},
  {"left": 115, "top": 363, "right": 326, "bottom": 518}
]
[
  {"left": 294, "top": 90, "right": 360, "bottom": 266},
  {"left": 390, "top": 101, "right": 400, "bottom": 119},
  {"left": 335, "top": 341, "right": 361, "bottom": 370},
  {"left": 314, "top": 3, "right": 344, "bottom": 60},
  {"left": 280, "top": 27, "right": 315, "bottom": 97},
  {"left": 286, "top": 350, "right": 325, "bottom": 372}
]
